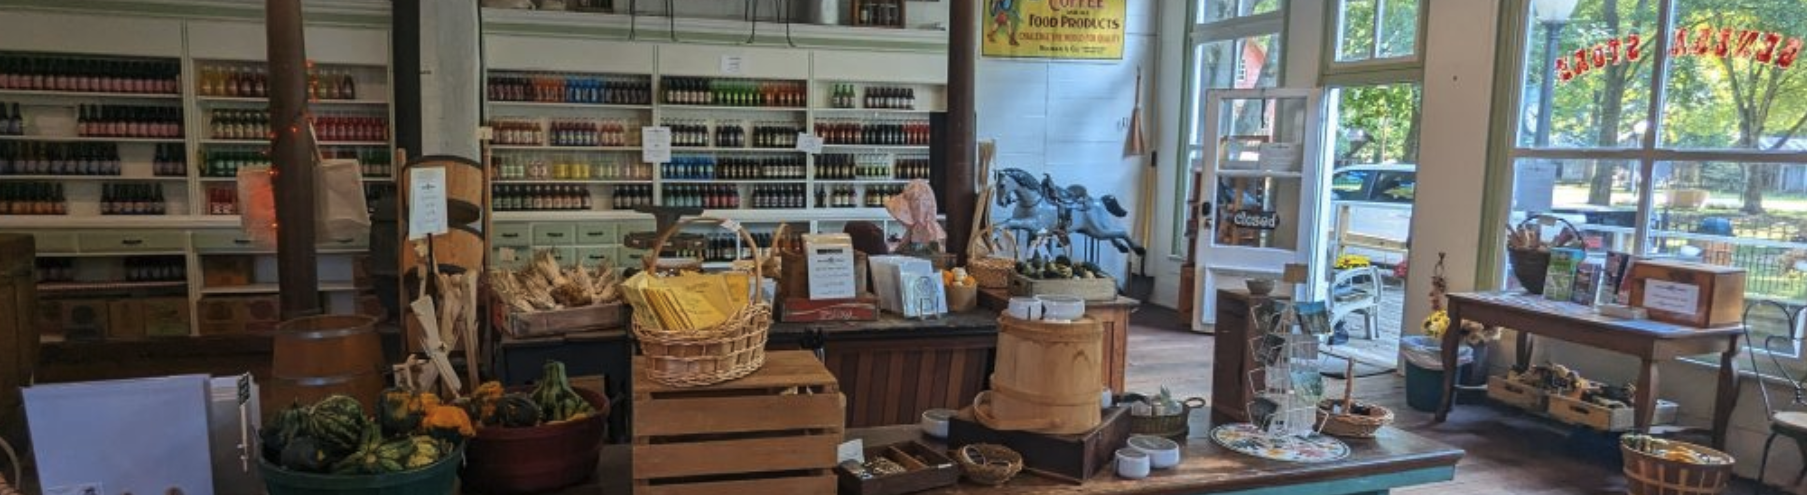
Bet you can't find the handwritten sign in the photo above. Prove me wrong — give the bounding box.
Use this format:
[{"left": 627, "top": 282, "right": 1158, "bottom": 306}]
[
  {"left": 407, "top": 166, "right": 447, "bottom": 239},
  {"left": 1257, "top": 143, "right": 1302, "bottom": 172},
  {"left": 1642, "top": 279, "right": 1701, "bottom": 318},
  {"left": 642, "top": 126, "right": 672, "bottom": 164},
  {"left": 1230, "top": 209, "right": 1280, "bottom": 230},
  {"left": 796, "top": 133, "right": 825, "bottom": 154},
  {"left": 720, "top": 55, "right": 745, "bottom": 75}
]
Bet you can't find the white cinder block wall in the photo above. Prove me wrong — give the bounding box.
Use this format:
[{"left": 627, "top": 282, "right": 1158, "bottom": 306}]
[{"left": 974, "top": 0, "right": 1161, "bottom": 283}]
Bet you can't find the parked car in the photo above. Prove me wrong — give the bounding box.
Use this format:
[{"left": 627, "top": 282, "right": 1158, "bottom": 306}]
[{"left": 1329, "top": 164, "right": 1416, "bottom": 267}]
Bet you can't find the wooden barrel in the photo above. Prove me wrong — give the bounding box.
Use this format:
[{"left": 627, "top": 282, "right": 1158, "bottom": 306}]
[
  {"left": 266, "top": 315, "right": 385, "bottom": 410},
  {"left": 974, "top": 316, "right": 1103, "bottom": 434},
  {"left": 400, "top": 155, "right": 483, "bottom": 227},
  {"left": 398, "top": 223, "right": 485, "bottom": 276}
]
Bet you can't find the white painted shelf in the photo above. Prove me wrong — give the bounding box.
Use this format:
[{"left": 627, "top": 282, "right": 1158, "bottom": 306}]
[
  {"left": 487, "top": 101, "right": 652, "bottom": 110},
  {"left": 0, "top": 135, "right": 185, "bottom": 143},
  {"left": 0, "top": 89, "right": 180, "bottom": 100},
  {"left": 200, "top": 281, "right": 360, "bottom": 295},
  {"left": 0, "top": 175, "right": 189, "bottom": 181}
]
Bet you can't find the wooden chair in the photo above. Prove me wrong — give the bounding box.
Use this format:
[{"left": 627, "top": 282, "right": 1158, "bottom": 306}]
[
  {"left": 1330, "top": 266, "right": 1383, "bottom": 340},
  {"left": 1751, "top": 300, "right": 1807, "bottom": 493}
]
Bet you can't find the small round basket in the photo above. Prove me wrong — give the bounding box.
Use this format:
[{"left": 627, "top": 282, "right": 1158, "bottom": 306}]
[
  {"left": 1506, "top": 215, "right": 1583, "bottom": 295},
  {"left": 953, "top": 443, "right": 1023, "bottom": 486},
  {"left": 968, "top": 227, "right": 1019, "bottom": 289},
  {"left": 1129, "top": 397, "right": 1207, "bottom": 440},
  {"left": 1621, "top": 439, "right": 1734, "bottom": 495},
  {"left": 1315, "top": 399, "right": 1394, "bottom": 438}
]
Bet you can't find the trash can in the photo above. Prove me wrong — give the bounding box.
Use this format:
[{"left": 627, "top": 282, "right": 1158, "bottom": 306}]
[{"left": 1401, "top": 336, "right": 1473, "bottom": 412}]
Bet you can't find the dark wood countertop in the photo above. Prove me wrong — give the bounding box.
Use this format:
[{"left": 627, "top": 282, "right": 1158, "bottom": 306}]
[{"left": 774, "top": 311, "right": 1000, "bottom": 340}]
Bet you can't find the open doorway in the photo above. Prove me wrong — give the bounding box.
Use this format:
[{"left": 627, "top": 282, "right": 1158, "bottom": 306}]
[{"left": 1319, "top": 83, "right": 1421, "bottom": 373}]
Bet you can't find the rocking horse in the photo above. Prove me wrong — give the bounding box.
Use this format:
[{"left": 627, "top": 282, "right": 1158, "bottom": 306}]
[{"left": 992, "top": 167, "right": 1146, "bottom": 256}]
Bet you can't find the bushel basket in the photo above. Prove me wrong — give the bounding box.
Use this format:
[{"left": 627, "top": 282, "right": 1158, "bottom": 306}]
[
  {"left": 1621, "top": 441, "right": 1733, "bottom": 495},
  {"left": 461, "top": 387, "right": 611, "bottom": 495},
  {"left": 631, "top": 217, "right": 774, "bottom": 388},
  {"left": 1506, "top": 215, "right": 1582, "bottom": 295}
]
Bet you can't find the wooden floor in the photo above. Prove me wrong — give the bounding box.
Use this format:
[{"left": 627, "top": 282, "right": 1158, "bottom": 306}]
[{"left": 1123, "top": 304, "right": 1764, "bottom": 495}]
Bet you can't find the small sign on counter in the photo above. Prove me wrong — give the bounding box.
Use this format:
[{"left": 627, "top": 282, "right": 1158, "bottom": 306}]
[
  {"left": 804, "top": 234, "right": 856, "bottom": 300},
  {"left": 642, "top": 126, "right": 672, "bottom": 163},
  {"left": 1642, "top": 280, "right": 1701, "bottom": 318}
]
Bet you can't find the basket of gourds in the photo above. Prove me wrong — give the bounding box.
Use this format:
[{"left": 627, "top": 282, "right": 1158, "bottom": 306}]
[
  {"left": 258, "top": 392, "right": 472, "bottom": 495},
  {"left": 1506, "top": 214, "right": 1583, "bottom": 294},
  {"left": 460, "top": 360, "right": 610, "bottom": 495},
  {"left": 1122, "top": 389, "right": 1207, "bottom": 440}
]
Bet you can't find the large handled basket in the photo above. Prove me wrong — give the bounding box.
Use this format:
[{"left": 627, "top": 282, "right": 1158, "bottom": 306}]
[
  {"left": 967, "top": 226, "right": 1020, "bottom": 289},
  {"left": 631, "top": 217, "right": 774, "bottom": 388},
  {"left": 1506, "top": 214, "right": 1583, "bottom": 295}
]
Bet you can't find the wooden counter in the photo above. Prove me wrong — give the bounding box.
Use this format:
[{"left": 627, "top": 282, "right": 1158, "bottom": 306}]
[{"left": 540, "top": 413, "right": 1464, "bottom": 495}]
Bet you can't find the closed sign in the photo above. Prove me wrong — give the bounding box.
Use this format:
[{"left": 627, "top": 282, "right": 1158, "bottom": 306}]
[{"left": 1230, "top": 210, "right": 1280, "bottom": 230}]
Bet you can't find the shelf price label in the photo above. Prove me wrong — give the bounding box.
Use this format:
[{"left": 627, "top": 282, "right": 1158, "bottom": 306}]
[
  {"left": 720, "top": 55, "right": 745, "bottom": 75},
  {"left": 796, "top": 133, "right": 825, "bottom": 154},
  {"left": 407, "top": 166, "right": 448, "bottom": 239},
  {"left": 642, "top": 126, "right": 672, "bottom": 164}
]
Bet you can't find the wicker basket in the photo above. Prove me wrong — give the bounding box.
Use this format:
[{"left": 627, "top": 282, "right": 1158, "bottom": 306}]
[
  {"left": 1128, "top": 397, "right": 1206, "bottom": 440},
  {"left": 953, "top": 443, "right": 1023, "bottom": 486},
  {"left": 968, "top": 226, "right": 1020, "bottom": 289},
  {"left": 1621, "top": 441, "right": 1733, "bottom": 495},
  {"left": 1506, "top": 215, "right": 1583, "bottom": 295},
  {"left": 630, "top": 217, "right": 774, "bottom": 388},
  {"left": 1314, "top": 400, "right": 1394, "bottom": 438}
]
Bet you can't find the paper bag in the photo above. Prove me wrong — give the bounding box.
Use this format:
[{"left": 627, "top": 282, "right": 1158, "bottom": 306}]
[
  {"left": 236, "top": 166, "right": 278, "bottom": 248},
  {"left": 316, "top": 158, "right": 371, "bottom": 242}
]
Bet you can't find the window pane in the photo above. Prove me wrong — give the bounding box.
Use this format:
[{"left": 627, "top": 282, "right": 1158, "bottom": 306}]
[
  {"left": 1648, "top": 162, "right": 1807, "bottom": 305},
  {"left": 1373, "top": 171, "right": 1417, "bottom": 203},
  {"left": 1332, "top": 84, "right": 1422, "bottom": 166},
  {"left": 1251, "top": 0, "right": 1280, "bottom": 16},
  {"left": 1177, "top": 33, "right": 1283, "bottom": 256},
  {"left": 1378, "top": 0, "right": 1419, "bottom": 58},
  {"left": 1200, "top": 0, "right": 1240, "bottom": 23},
  {"left": 1515, "top": 0, "right": 1657, "bottom": 149},
  {"left": 1505, "top": 158, "right": 1641, "bottom": 290},
  {"left": 1338, "top": 0, "right": 1378, "bottom": 62},
  {"left": 1663, "top": 1, "right": 1807, "bottom": 150},
  {"left": 1331, "top": 170, "right": 1373, "bottom": 200}
]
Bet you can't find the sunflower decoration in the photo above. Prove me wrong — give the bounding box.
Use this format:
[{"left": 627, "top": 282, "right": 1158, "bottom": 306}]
[
  {"left": 1422, "top": 253, "right": 1503, "bottom": 345},
  {"left": 1333, "top": 254, "right": 1371, "bottom": 270}
]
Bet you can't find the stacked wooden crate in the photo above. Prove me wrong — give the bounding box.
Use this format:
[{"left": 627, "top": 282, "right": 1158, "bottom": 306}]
[{"left": 632, "top": 350, "right": 846, "bottom": 494}]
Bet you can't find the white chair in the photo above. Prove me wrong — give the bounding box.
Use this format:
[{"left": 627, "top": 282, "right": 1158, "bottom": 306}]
[{"left": 1330, "top": 265, "right": 1383, "bottom": 340}]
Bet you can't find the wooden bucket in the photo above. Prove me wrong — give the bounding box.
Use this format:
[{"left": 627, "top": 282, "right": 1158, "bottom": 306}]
[
  {"left": 398, "top": 224, "right": 485, "bottom": 276},
  {"left": 400, "top": 155, "right": 484, "bottom": 227},
  {"left": 974, "top": 316, "right": 1102, "bottom": 434},
  {"left": 265, "top": 315, "right": 385, "bottom": 411}
]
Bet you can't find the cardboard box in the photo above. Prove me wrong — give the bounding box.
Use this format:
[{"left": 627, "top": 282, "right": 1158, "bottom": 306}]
[
  {"left": 143, "top": 297, "right": 191, "bottom": 337},
  {"left": 1627, "top": 259, "right": 1746, "bottom": 328},
  {"left": 201, "top": 256, "right": 254, "bottom": 288},
  {"left": 803, "top": 234, "right": 856, "bottom": 300},
  {"left": 60, "top": 299, "right": 108, "bottom": 341},
  {"left": 107, "top": 300, "right": 146, "bottom": 340}
]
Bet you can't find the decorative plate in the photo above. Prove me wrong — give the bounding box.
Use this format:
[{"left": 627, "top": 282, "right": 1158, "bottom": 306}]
[{"left": 1209, "top": 423, "right": 1350, "bottom": 463}]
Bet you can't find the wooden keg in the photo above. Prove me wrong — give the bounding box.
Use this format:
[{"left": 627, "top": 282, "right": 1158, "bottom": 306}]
[
  {"left": 400, "top": 155, "right": 484, "bottom": 226},
  {"left": 974, "top": 316, "right": 1103, "bottom": 435},
  {"left": 266, "top": 315, "right": 385, "bottom": 410},
  {"left": 398, "top": 223, "right": 485, "bottom": 276}
]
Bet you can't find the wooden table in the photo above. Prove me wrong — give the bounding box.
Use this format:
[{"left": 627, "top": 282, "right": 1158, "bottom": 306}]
[
  {"left": 544, "top": 417, "right": 1463, "bottom": 495},
  {"left": 1435, "top": 291, "right": 1742, "bottom": 448}
]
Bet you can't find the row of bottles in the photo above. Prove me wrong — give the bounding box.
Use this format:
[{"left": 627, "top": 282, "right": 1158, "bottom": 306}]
[
  {"left": 896, "top": 156, "right": 931, "bottom": 179},
  {"left": 661, "top": 184, "right": 740, "bottom": 209},
  {"left": 548, "top": 119, "right": 636, "bottom": 147},
  {"left": 612, "top": 185, "right": 654, "bottom": 210},
  {"left": 862, "top": 86, "right": 917, "bottom": 110},
  {"left": 719, "top": 156, "right": 805, "bottom": 180},
  {"left": 198, "top": 64, "right": 358, "bottom": 100},
  {"left": 205, "top": 186, "right": 238, "bottom": 215},
  {"left": 661, "top": 156, "right": 718, "bottom": 180},
  {"left": 323, "top": 147, "right": 393, "bottom": 178},
  {"left": 0, "top": 55, "right": 181, "bottom": 94},
  {"left": 0, "top": 183, "right": 67, "bottom": 215},
  {"left": 815, "top": 119, "right": 931, "bottom": 145},
  {"left": 855, "top": 0, "right": 906, "bottom": 26},
  {"left": 77, "top": 104, "right": 183, "bottom": 138},
  {"left": 864, "top": 184, "right": 904, "bottom": 207},
  {"left": 100, "top": 183, "right": 168, "bottom": 215},
  {"left": 493, "top": 154, "right": 652, "bottom": 181},
  {"left": 487, "top": 73, "right": 652, "bottom": 105},
  {"left": 670, "top": 120, "right": 805, "bottom": 149},
  {"left": 661, "top": 77, "right": 806, "bottom": 107},
  {"left": 817, "top": 185, "right": 862, "bottom": 208},
  {"left": 0, "top": 141, "right": 121, "bottom": 176},
  {"left": 750, "top": 184, "right": 808, "bottom": 209},
  {"left": 489, "top": 119, "right": 544, "bottom": 146},
  {"left": 815, "top": 153, "right": 893, "bottom": 180},
  {"left": 1, "top": 102, "right": 20, "bottom": 135},
  {"left": 208, "top": 109, "right": 268, "bottom": 140},
  {"left": 492, "top": 184, "right": 591, "bottom": 211},
  {"left": 35, "top": 258, "right": 74, "bottom": 283},
  {"left": 209, "top": 109, "right": 387, "bottom": 143},
  {"left": 124, "top": 256, "right": 185, "bottom": 282},
  {"left": 665, "top": 119, "right": 712, "bottom": 147},
  {"left": 201, "top": 149, "right": 271, "bottom": 177},
  {"left": 153, "top": 143, "right": 185, "bottom": 177}
]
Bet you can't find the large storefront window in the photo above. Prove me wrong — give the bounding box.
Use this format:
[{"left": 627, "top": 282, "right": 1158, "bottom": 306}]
[
  {"left": 1335, "top": 0, "right": 1421, "bottom": 63},
  {"left": 1504, "top": 0, "right": 1807, "bottom": 368},
  {"left": 1173, "top": 0, "right": 1285, "bottom": 256}
]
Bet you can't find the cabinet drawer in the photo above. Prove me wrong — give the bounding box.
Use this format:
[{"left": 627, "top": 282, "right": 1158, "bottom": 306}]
[
  {"left": 192, "top": 230, "right": 260, "bottom": 251},
  {"left": 3, "top": 232, "right": 77, "bottom": 253},
  {"left": 79, "top": 231, "right": 184, "bottom": 252},
  {"left": 318, "top": 232, "right": 369, "bottom": 250},
  {"left": 491, "top": 223, "right": 534, "bottom": 245},
  {"left": 550, "top": 247, "right": 577, "bottom": 265},
  {"left": 491, "top": 245, "right": 530, "bottom": 270},
  {"left": 576, "top": 223, "right": 619, "bottom": 245},
  {"left": 533, "top": 223, "right": 578, "bottom": 246},
  {"left": 575, "top": 247, "right": 612, "bottom": 266},
  {"left": 617, "top": 246, "right": 650, "bottom": 267}
]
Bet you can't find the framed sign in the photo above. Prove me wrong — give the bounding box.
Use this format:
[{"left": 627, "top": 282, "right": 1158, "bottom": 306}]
[{"left": 982, "top": 0, "right": 1126, "bottom": 60}]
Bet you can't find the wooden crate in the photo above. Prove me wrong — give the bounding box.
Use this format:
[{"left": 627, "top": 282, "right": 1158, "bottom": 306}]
[
  {"left": 633, "top": 350, "right": 845, "bottom": 495},
  {"left": 1007, "top": 273, "right": 1118, "bottom": 302},
  {"left": 1625, "top": 259, "right": 1746, "bottom": 328},
  {"left": 1547, "top": 395, "right": 1680, "bottom": 432},
  {"left": 494, "top": 298, "right": 625, "bottom": 338},
  {"left": 1486, "top": 376, "right": 1548, "bottom": 411},
  {"left": 835, "top": 440, "right": 960, "bottom": 495},
  {"left": 945, "top": 406, "right": 1131, "bottom": 484}
]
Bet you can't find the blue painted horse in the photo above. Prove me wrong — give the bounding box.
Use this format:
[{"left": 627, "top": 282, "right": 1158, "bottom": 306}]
[{"left": 993, "top": 168, "right": 1146, "bottom": 255}]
